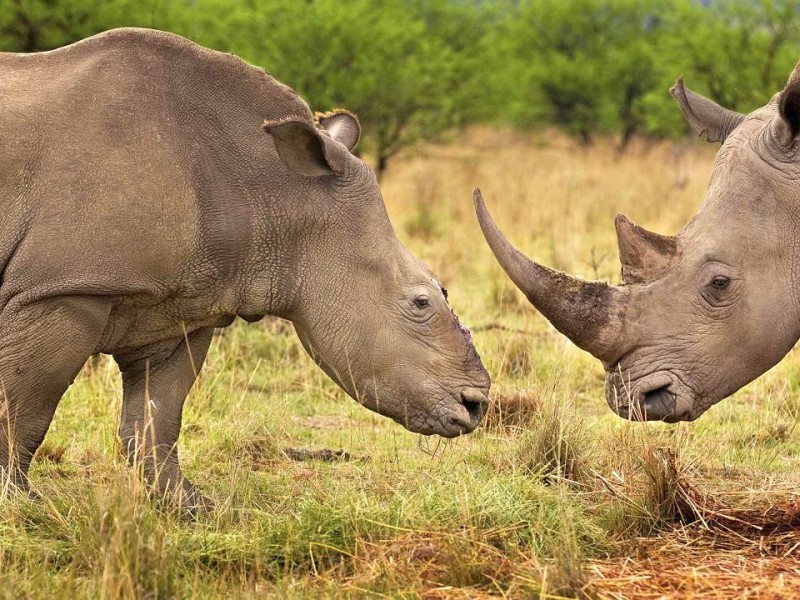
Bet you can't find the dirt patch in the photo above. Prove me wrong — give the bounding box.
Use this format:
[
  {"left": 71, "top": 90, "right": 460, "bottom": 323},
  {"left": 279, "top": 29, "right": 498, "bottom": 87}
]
[
  {"left": 242, "top": 437, "right": 283, "bottom": 469},
  {"left": 282, "top": 447, "right": 355, "bottom": 462}
]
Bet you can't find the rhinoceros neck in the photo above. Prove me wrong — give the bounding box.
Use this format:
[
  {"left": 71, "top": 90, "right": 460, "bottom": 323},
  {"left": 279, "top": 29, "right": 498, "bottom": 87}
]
[
  {"left": 230, "top": 175, "right": 389, "bottom": 322},
  {"left": 233, "top": 199, "right": 313, "bottom": 322},
  {"left": 266, "top": 183, "right": 400, "bottom": 325}
]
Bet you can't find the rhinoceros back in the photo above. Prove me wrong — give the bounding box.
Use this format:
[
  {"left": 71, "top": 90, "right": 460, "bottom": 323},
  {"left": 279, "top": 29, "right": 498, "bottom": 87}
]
[{"left": 0, "top": 28, "right": 310, "bottom": 307}]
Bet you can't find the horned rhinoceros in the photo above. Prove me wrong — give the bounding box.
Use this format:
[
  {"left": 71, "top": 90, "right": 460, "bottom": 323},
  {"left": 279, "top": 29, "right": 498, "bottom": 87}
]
[
  {"left": 0, "top": 28, "right": 490, "bottom": 507},
  {"left": 474, "top": 63, "right": 800, "bottom": 423}
]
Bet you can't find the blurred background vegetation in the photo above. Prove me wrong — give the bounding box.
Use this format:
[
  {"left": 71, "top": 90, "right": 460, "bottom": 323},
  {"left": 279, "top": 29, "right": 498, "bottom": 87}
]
[{"left": 2, "top": 0, "right": 800, "bottom": 176}]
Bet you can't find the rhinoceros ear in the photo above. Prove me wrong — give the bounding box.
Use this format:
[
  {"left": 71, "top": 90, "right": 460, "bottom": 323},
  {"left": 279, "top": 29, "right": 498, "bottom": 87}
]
[
  {"left": 670, "top": 77, "right": 745, "bottom": 143},
  {"left": 316, "top": 110, "right": 361, "bottom": 152},
  {"left": 263, "top": 117, "right": 346, "bottom": 177},
  {"left": 779, "top": 79, "right": 800, "bottom": 141},
  {"left": 615, "top": 215, "right": 678, "bottom": 285}
]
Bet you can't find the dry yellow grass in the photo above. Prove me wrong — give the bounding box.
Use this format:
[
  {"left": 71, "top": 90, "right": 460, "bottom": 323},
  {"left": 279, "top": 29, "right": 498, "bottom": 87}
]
[{"left": 382, "top": 127, "right": 710, "bottom": 281}]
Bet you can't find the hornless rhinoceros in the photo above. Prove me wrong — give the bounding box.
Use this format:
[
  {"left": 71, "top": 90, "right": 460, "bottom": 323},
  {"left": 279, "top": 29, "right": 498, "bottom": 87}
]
[
  {"left": 475, "top": 62, "right": 800, "bottom": 424},
  {"left": 0, "top": 28, "right": 490, "bottom": 506}
]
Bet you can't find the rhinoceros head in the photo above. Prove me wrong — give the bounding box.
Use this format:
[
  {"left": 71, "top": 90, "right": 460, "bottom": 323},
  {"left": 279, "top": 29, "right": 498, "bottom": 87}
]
[
  {"left": 476, "top": 64, "right": 800, "bottom": 422},
  {"left": 264, "top": 111, "right": 489, "bottom": 437}
]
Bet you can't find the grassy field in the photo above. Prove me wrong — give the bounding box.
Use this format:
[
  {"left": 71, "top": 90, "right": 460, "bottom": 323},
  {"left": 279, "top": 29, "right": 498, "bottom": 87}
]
[{"left": 2, "top": 129, "right": 800, "bottom": 599}]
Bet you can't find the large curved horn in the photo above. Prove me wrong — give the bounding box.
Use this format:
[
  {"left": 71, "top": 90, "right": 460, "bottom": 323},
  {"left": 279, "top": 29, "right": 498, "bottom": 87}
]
[{"left": 473, "top": 188, "right": 628, "bottom": 363}]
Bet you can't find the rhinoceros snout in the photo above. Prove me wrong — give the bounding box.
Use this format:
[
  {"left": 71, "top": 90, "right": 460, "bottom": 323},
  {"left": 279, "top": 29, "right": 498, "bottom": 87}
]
[
  {"left": 605, "top": 370, "right": 693, "bottom": 422},
  {"left": 440, "top": 387, "right": 489, "bottom": 436}
]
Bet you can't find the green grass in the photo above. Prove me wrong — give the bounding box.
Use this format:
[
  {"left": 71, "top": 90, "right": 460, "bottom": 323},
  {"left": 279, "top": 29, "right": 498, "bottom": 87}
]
[{"left": 2, "top": 130, "right": 799, "bottom": 598}]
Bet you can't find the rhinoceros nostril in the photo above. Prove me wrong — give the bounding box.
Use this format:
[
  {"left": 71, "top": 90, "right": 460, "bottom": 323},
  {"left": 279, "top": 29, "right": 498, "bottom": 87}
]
[
  {"left": 461, "top": 388, "right": 488, "bottom": 405},
  {"left": 639, "top": 384, "right": 677, "bottom": 421},
  {"left": 460, "top": 387, "right": 488, "bottom": 421}
]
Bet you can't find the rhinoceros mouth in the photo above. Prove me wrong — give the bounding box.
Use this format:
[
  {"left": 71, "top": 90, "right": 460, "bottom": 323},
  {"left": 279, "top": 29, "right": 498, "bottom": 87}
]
[
  {"left": 605, "top": 370, "right": 694, "bottom": 422},
  {"left": 433, "top": 387, "right": 488, "bottom": 437},
  {"left": 402, "top": 386, "right": 488, "bottom": 438}
]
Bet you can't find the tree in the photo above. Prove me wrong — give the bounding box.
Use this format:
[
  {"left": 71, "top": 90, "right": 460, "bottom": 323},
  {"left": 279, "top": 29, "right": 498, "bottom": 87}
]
[
  {"left": 5, "top": 0, "right": 800, "bottom": 154},
  {"left": 0, "top": 0, "right": 183, "bottom": 52},
  {"left": 254, "top": 0, "right": 466, "bottom": 179},
  {"left": 664, "top": 0, "right": 800, "bottom": 113},
  {"left": 479, "top": 0, "right": 673, "bottom": 148},
  {"left": 0, "top": 0, "right": 478, "bottom": 178},
  {"left": 181, "top": 0, "right": 472, "bottom": 179}
]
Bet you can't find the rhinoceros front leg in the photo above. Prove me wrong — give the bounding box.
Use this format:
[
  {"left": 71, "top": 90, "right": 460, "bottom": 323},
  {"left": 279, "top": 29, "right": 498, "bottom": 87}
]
[
  {"left": 0, "top": 297, "right": 110, "bottom": 494},
  {"left": 114, "top": 327, "right": 213, "bottom": 510}
]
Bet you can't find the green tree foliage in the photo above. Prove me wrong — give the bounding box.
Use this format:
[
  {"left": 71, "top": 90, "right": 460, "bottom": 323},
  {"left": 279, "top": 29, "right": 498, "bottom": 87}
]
[
  {"left": 239, "top": 0, "right": 465, "bottom": 178},
  {"left": 664, "top": 0, "right": 800, "bottom": 111},
  {"left": 479, "top": 0, "right": 800, "bottom": 147},
  {"left": 0, "top": 0, "right": 180, "bottom": 51},
  {"left": 480, "top": 0, "right": 674, "bottom": 146},
  {"left": 2, "top": 0, "right": 800, "bottom": 170}
]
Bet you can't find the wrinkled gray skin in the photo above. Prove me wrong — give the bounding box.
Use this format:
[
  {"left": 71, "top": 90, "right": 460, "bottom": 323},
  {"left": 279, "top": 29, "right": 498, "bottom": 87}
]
[
  {"left": 0, "top": 28, "right": 489, "bottom": 507},
  {"left": 475, "top": 62, "right": 800, "bottom": 423}
]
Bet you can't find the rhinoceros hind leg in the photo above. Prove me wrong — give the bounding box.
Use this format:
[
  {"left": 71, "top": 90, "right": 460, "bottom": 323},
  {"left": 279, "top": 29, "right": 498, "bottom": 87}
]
[
  {"left": 0, "top": 297, "right": 110, "bottom": 496},
  {"left": 114, "top": 327, "right": 214, "bottom": 512}
]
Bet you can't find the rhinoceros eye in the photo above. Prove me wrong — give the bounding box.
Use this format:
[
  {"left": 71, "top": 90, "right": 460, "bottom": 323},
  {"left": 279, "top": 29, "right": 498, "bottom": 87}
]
[
  {"left": 711, "top": 276, "right": 730, "bottom": 290},
  {"left": 413, "top": 296, "right": 430, "bottom": 310}
]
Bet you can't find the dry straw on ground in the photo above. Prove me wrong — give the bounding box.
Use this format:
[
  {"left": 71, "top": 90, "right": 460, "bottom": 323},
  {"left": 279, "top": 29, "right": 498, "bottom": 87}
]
[{"left": 589, "top": 501, "right": 800, "bottom": 599}]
